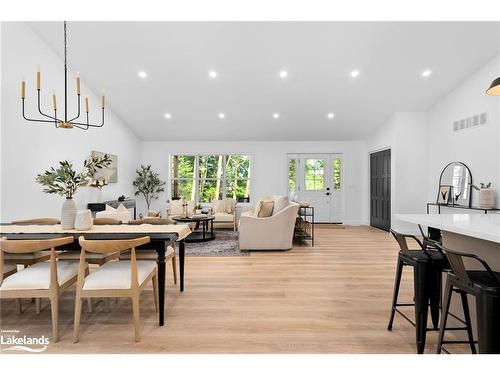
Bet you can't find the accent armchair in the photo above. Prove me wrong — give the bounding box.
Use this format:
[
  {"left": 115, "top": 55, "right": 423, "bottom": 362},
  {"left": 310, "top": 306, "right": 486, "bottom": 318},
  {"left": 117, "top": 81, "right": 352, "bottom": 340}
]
[{"left": 238, "top": 202, "right": 299, "bottom": 250}]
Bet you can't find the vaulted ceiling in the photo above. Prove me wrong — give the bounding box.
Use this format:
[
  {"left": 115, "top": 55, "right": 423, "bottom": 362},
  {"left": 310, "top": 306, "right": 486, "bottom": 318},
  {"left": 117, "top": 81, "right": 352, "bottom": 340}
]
[{"left": 29, "top": 21, "right": 500, "bottom": 141}]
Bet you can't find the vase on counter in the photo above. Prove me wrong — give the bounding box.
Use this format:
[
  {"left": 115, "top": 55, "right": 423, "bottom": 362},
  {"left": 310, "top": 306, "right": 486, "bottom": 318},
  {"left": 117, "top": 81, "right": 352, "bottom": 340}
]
[
  {"left": 479, "top": 188, "right": 496, "bottom": 209},
  {"left": 61, "top": 198, "right": 77, "bottom": 229},
  {"left": 96, "top": 188, "right": 103, "bottom": 203},
  {"left": 75, "top": 209, "right": 93, "bottom": 230}
]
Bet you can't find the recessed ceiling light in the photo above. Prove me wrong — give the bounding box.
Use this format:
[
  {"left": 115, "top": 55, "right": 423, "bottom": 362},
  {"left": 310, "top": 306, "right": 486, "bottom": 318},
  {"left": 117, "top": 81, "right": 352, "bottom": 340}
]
[
  {"left": 350, "top": 70, "right": 360, "bottom": 78},
  {"left": 164, "top": 113, "right": 172, "bottom": 119},
  {"left": 209, "top": 70, "right": 218, "bottom": 78},
  {"left": 421, "top": 69, "right": 432, "bottom": 78},
  {"left": 327, "top": 113, "right": 335, "bottom": 119},
  {"left": 138, "top": 70, "right": 147, "bottom": 78},
  {"left": 273, "top": 113, "right": 280, "bottom": 119},
  {"left": 218, "top": 113, "right": 225, "bottom": 119},
  {"left": 279, "top": 70, "right": 288, "bottom": 79}
]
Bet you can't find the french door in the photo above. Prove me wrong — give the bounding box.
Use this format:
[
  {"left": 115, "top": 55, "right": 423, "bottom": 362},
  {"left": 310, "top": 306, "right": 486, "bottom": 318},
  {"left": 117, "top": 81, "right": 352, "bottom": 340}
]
[{"left": 288, "top": 153, "right": 344, "bottom": 223}]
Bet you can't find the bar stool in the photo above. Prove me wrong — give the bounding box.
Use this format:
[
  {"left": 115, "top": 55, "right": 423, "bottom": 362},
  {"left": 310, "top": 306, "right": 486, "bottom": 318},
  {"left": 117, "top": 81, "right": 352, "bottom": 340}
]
[
  {"left": 387, "top": 229, "right": 446, "bottom": 353},
  {"left": 436, "top": 245, "right": 500, "bottom": 354}
]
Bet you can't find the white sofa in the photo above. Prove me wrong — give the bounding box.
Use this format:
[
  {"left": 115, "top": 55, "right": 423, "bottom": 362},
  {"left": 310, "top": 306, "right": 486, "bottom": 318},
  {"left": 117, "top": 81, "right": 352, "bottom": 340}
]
[
  {"left": 209, "top": 198, "right": 237, "bottom": 231},
  {"left": 238, "top": 201, "right": 299, "bottom": 250}
]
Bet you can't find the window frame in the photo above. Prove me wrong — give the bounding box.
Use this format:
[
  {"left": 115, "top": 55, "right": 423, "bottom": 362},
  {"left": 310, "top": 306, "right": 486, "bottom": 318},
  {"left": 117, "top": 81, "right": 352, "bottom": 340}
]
[{"left": 169, "top": 153, "right": 253, "bottom": 204}]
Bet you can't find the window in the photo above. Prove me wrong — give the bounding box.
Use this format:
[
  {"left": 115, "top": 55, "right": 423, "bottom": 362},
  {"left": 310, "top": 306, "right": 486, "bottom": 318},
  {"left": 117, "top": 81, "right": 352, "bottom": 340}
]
[
  {"left": 333, "top": 157, "right": 341, "bottom": 190},
  {"left": 170, "top": 154, "right": 251, "bottom": 203},
  {"left": 288, "top": 159, "right": 296, "bottom": 191},
  {"left": 304, "top": 159, "right": 325, "bottom": 190}
]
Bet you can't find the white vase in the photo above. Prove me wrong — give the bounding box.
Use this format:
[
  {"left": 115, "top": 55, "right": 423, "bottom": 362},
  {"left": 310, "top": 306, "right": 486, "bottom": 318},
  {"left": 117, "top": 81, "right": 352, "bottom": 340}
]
[
  {"left": 479, "top": 188, "right": 496, "bottom": 209},
  {"left": 75, "top": 209, "right": 93, "bottom": 231},
  {"left": 96, "top": 189, "right": 102, "bottom": 203},
  {"left": 61, "top": 198, "right": 77, "bottom": 230}
]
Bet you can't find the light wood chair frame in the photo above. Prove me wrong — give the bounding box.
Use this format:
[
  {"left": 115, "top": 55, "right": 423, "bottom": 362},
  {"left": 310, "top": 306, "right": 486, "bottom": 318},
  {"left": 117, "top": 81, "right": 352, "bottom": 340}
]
[
  {"left": 0, "top": 236, "right": 83, "bottom": 342},
  {"left": 74, "top": 235, "right": 158, "bottom": 343},
  {"left": 126, "top": 219, "right": 177, "bottom": 284}
]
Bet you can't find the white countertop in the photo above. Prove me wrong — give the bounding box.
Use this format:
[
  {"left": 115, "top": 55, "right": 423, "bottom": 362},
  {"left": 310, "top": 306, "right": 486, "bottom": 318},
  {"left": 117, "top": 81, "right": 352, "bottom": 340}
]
[{"left": 396, "top": 213, "right": 500, "bottom": 244}]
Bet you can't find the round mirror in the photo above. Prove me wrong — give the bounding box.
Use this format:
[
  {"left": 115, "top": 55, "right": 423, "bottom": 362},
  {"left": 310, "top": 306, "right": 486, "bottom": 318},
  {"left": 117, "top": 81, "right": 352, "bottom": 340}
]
[{"left": 438, "top": 162, "right": 472, "bottom": 207}]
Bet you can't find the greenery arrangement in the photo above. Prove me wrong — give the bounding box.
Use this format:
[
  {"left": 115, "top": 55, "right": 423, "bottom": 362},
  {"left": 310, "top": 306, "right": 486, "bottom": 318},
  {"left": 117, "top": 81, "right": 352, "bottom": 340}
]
[
  {"left": 35, "top": 154, "right": 112, "bottom": 199},
  {"left": 471, "top": 182, "right": 492, "bottom": 190},
  {"left": 133, "top": 165, "right": 166, "bottom": 210}
]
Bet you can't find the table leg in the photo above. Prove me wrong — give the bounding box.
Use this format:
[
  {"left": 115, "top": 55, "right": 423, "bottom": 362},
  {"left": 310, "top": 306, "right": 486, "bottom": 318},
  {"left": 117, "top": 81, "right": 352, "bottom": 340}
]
[
  {"left": 179, "top": 239, "right": 185, "bottom": 292},
  {"left": 155, "top": 242, "right": 166, "bottom": 326},
  {"left": 476, "top": 293, "right": 500, "bottom": 353},
  {"left": 429, "top": 264, "right": 442, "bottom": 330},
  {"left": 414, "top": 262, "right": 429, "bottom": 354}
]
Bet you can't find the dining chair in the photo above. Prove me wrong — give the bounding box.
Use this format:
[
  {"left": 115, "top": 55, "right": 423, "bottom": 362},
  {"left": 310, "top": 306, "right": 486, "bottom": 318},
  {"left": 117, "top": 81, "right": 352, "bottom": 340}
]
[
  {"left": 123, "top": 218, "right": 177, "bottom": 284},
  {"left": 0, "top": 236, "right": 83, "bottom": 342},
  {"left": 74, "top": 236, "right": 158, "bottom": 342},
  {"left": 6, "top": 218, "right": 61, "bottom": 266},
  {"left": 59, "top": 218, "right": 123, "bottom": 265}
]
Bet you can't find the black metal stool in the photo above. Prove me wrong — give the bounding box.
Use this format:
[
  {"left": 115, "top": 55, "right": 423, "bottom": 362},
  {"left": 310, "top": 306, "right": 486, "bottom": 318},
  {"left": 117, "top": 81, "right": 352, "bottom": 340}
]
[
  {"left": 387, "top": 229, "right": 446, "bottom": 354},
  {"left": 436, "top": 245, "right": 500, "bottom": 354}
]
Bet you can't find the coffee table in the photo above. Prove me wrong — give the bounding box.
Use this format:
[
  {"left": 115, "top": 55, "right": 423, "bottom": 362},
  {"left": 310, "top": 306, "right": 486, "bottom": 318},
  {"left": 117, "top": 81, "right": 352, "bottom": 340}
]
[{"left": 172, "top": 215, "right": 215, "bottom": 242}]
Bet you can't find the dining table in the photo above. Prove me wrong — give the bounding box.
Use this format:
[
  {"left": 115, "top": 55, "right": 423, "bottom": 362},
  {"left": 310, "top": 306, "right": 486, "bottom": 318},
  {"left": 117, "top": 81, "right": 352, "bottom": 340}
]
[{"left": 0, "top": 223, "right": 192, "bottom": 326}]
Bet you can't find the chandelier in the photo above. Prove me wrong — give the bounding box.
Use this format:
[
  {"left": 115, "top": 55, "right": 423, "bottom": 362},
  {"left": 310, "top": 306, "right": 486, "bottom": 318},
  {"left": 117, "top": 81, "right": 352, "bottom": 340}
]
[{"left": 21, "top": 21, "right": 105, "bottom": 130}]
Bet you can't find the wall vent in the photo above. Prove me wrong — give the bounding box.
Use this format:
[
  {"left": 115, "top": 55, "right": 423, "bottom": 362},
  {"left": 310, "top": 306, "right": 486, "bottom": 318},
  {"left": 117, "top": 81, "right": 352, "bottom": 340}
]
[{"left": 453, "top": 112, "right": 487, "bottom": 132}]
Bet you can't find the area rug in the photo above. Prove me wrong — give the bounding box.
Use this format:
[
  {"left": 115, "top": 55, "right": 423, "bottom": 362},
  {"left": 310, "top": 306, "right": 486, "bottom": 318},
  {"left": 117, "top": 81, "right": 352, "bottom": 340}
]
[{"left": 182, "top": 230, "right": 249, "bottom": 257}]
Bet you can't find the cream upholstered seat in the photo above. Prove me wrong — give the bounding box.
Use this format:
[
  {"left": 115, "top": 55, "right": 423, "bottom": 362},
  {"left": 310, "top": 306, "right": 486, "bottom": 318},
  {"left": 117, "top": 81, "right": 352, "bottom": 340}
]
[
  {"left": 239, "top": 198, "right": 300, "bottom": 250},
  {"left": 0, "top": 236, "right": 85, "bottom": 342},
  {"left": 209, "top": 198, "right": 237, "bottom": 231},
  {"left": 0, "top": 261, "right": 80, "bottom": 290},
  {"left": 83, "top": 260, "right": 156, "bottom": 290},
  {"left": 74, "top": 236, "right": 158, "bottom": 343}
]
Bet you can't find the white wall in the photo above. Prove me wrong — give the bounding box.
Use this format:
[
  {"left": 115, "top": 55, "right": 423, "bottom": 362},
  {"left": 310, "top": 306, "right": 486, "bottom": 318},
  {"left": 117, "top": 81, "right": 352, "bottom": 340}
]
[
  {"left": 366, "top": 112, "right": 428, "bottom": 232},
  {"left": 1, "top": 22, "right": 140, "bottom": 222},
  {"left": 138, "top": 141, "right": 369, "bottom": 225},
  {"left": 426, "top": 55, "right": 500, "bottom": 209}
]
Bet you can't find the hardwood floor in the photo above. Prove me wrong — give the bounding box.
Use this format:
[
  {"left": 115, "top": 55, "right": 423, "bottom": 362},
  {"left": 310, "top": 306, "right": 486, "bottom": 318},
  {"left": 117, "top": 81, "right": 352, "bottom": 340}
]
[{"left": 0, "top": 225, "right": 470, "bottom": 354}]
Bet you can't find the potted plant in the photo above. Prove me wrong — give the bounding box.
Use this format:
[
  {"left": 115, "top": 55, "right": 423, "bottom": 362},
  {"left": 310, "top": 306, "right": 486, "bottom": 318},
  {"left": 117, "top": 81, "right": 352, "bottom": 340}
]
[
  {"left": 471, "top": 182, "right": 496, "bottom": 209},
  {"left": 36, "top": 154, "right": 112, "bottom": 229},
  {"left": 133, "top": 165, "right": 166, "bottom": 214},
  {"left": 195, "top": 203, "right": 203, "bottom": 215}
]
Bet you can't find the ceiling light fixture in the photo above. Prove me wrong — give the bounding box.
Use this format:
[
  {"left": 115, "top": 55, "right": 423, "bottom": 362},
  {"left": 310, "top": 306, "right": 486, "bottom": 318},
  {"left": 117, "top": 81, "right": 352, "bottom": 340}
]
[
  {"left": 20, "top": 21, "right": 105, "bottom": 130},
  {"left": 421, "top": 69, "right": 432, "bottom": 78},
  {"left": 138, "top": 70, "right": 147, "bottom": 79},
  {"left": 279, "top": 70, "right": 288, "bottom": 78},
  {"left": 486, "top": 76, "right": 500, "bottom": 96},
  {"left": 350, "top": 70, "right": 360, "bottom": 78},
  {"left": 209, "top": 70, "right": 218, "bottom": 78},
  {"left": 327, "top": 113, "right": 335, "bottom": 119},
  {"left": 219, "top": 113, "right": 225, "bottom": 119},
  {"left": 273, "top": 113, "right": 280, "bottom": 119},
  {"left": 164, "top": 113, "right": 172, "bottom": 119}
]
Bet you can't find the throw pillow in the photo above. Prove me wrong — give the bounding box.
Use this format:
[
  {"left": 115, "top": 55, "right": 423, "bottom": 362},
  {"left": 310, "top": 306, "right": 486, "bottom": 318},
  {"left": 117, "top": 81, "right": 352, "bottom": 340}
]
[
  {"left": 105, "top": 204, "right": 116, "bottom": 211},
  {"left": 272, "top": 195, "right": 289, "bottom": 214},
  {"left": 257, "top": 199, "right": 274, "bottom": 217},
  {"left": 117, "top": 203, "right": 128, "bottom": 212},
  {"left": 212, "top": 199, "right": 226, "bottom": 213},
  {"left": 169, "top": 200, "right": 184, "bottom": 215}
]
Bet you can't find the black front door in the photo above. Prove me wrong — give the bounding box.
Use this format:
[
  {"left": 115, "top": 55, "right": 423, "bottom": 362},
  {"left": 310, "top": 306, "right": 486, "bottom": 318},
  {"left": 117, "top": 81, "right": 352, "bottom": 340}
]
[{"left": 370, "top": 149, "right": 391, "bottom": 231}]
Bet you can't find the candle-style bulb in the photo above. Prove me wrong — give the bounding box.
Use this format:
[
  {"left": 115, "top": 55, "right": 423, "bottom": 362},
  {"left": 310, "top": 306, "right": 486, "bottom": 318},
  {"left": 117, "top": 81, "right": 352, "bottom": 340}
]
[
  {"left": 52, "top": 92, "right": 57, "bottom": 110},
  {"left": 21, "top": 80, "right": 26, "bottom": 98},
  {"left": 76, "top": 73, "right": 81, "bottom": 95},
  {"left": 85, "top": 97, "right": 89, "bottom": 113},
  {"left": 102, "top": 95, "right": 106, "bottom": 108},
  {"left": 36, "top": 70, "right": 41, "bottom": 90}
]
